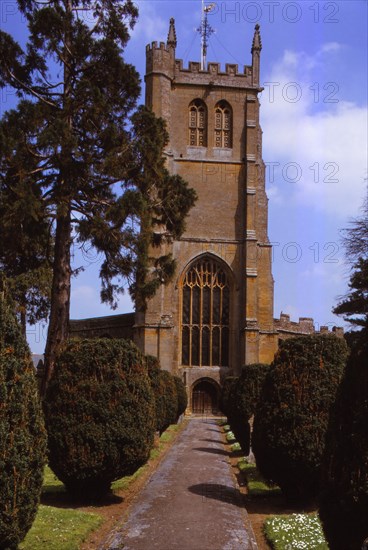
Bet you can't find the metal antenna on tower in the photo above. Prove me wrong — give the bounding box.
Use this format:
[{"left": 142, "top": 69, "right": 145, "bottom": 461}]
[{"left": 197, "top": 1, "right": 215, "bottom": 70}]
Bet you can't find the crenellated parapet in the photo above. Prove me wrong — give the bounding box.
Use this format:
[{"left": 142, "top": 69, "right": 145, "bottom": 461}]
[
  {"left": 146, "top": 41, "right": 176, "bottom": 79},
  {"left": 146, "top": 41, "right": 170, "bottom": 53},
  {"left": 173, "top": 59, "right": 254, "bottom": 88},
  {"left": 145, "top": 20, "right": 262, "bottom": 91},
  {"left": 146, "top": 45, "right": 255, "bottom": 88},
  {"left": 274, "top": 313, "right": 344, "bottom": 339}
]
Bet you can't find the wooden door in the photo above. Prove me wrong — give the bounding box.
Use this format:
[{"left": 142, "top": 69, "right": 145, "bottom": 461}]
[{"left": 192, "top": 387, "right": 214, "bottom": 414}]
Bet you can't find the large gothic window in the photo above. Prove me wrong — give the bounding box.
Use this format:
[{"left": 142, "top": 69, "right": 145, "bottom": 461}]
[
  {"left": 181, "top": 258, "right": 230, "bottom": 367},
  {"left": 188, "top": 99, "right": 207, "bottom": 146},
  {"left": 214, "top": 100, "right": 232, "bottom": 148}
]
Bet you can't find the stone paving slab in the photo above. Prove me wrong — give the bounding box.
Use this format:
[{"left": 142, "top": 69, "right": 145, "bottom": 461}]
[{"left": 101, "top": 417, "right": 258, "bottom": 550}]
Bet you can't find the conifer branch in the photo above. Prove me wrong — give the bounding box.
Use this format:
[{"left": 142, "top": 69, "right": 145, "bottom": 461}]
[{"left": 6, "top": 69, "right": 58, "bottom": 108}]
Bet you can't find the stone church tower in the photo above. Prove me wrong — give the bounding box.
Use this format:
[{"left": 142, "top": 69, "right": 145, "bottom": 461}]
[
  {"left": 134, "top": 19, "right": 278, "bottom": 409},
  {"left": 70, "top": 20, "right": 343, "bottom": 412}
]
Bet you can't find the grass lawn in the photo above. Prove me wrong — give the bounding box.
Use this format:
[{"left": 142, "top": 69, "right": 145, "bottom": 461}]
[
  {"left": 20, "top": 423, "right": 183, "bottom": 549},
  {"left": 19, "top": 468, "right": 103, "bottom": 549},
  {"left": 19, "top": 505, "right": 102, "bottom": 550},
  {"left": 42, "top": 466, "right": 66, "bottom": 494},
  {"left": 238, "top": 458, "right": 281, "bottom": 497},
  {"left": 225, "top": 430, "right": 236, "bottom": 443}
]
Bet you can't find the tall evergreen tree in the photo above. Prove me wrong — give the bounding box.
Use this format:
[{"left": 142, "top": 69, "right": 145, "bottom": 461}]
[
  {"left": 319, "top": 337, "right": 368, "bottom": 550},
  {"left": 334, "top": 258, "right": 368, "bottom": 331},
  {"left": 333, "top": 194, "right": 368, "bottom": 343},
  {"left": 0, "top": 165, "right": 53, "bottom": 333},
  {"left": 0, "top": 1, "right": 196, "bottom": 391},
  {"left": 318, "top": 193, "right": 368, "bottom": 548},
  {"left": 339, "top": 193, "right": 367, "bottom": 263}
]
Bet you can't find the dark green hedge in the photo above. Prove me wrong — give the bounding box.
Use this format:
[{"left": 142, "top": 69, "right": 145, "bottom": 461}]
[
  {"left": 146, "top": 356, "right": 167, "bottom": 434},
  {"left": 219, "top": 376, "right": 238, "bottom": 417},
  {"left": 319, "top": 336, "right": 368, "bottom": 549},
  {"left": 159, "top": 369, "right": 178, "bottom": 428},
  {"left": 252, "top": 335, "right": 348, "bottom": 504},
  {"left": 44, "top": 339, "right": 155, "bottom": 499},
  {"left": 147, "top": 356, "right": 177, "bottom": 434},
  {"left": 173, "top": 375, "right": 187, "bottom": 418},
  {"left": 227, "top": 364, "right": 270, "bottom": 454},
  {"left": 0, "top": 299, "right": 47, "bottom": 549}
]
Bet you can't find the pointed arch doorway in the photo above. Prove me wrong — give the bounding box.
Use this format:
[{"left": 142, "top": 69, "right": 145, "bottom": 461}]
[{"left": 191, "top": 378, "right": 220, "bottom": 414}]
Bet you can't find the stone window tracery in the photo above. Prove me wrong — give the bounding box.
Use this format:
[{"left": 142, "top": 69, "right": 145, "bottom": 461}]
[
  {"left": 181, "top": 258, "right": 229, "bottom": 367},
  {"left": 214, "top": 100, "right": 232, "bottom": 148},
  {"left": 188, "top": 99, "right": 207, "bottom": 146}
]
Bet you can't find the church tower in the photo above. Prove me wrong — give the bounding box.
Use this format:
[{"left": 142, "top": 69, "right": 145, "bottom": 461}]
[
  {"left": 135, "top": 19, "right": 278, "bottom": 410},
  {"left": 69, "top": 19, "right": 343, "bottom": 410}
]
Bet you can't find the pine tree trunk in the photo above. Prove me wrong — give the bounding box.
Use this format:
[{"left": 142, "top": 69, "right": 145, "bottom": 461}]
[
  {"left": 41, "top": 0, "right": 73, "bottom": 396},
  {"left": 41, "top": 210, "right": 72, "bottom": 395}
]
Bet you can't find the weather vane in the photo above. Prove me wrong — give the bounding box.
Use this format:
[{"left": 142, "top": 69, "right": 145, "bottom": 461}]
[{"left": 197, "top": 1, "right": 215, "bottom": 70}]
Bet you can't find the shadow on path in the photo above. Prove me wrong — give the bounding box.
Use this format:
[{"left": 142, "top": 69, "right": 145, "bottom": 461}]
[
  {"left": 188, "top": 483, "right": 244, "bottom": 507},
  {"left": 101, "top": 418, "right": 257, "bottom": 549},
  {"left": 193, "top": 446, "right": 230, "bottom": 456}
]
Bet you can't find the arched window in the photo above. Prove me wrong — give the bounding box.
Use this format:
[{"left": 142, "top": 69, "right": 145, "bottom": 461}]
[
  {"left": 214, "top": 100, "right": 232, "bottom": 148},
  {"left": 181, "top": 257, "right": 230, "bottom": 367},
  {"left": 188, "top": 99, "right": 207, "bottom": 146}
]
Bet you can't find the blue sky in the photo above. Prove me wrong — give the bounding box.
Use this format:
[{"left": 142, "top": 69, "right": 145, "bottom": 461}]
[{"left": 1, "top": 1, "right": 367, "bottom": 353}]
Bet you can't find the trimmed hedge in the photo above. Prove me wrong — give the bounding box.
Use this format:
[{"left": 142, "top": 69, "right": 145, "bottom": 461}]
[
  {"left": 146, "top": 356, "right": 168, "bottom": 434},
  {"left": 159, "top": 369, "right": 178, "bottom": 428},
  {"left": 227, "top": 364, "right": 270, "bottom": 455},
  {"left": 319, "top": 336, "right": 368, "bottom": 549},
  {"left": 146, "top": 356, "right": 178, "bottom": 434},
  {"left": 219, "top": 376, "right": 238, "bottom": 417},
  {"left": 0, "top": 299, "right": 47, "bottom": 549},
  {"left": 44, "top": 339, "right": 155, "bottom": 499},
  {"left": 173, "top": 375, "right": 188, "bottom": 418},
  {"left": 252, "top": 335, "right": 348, "bottom": 504}
]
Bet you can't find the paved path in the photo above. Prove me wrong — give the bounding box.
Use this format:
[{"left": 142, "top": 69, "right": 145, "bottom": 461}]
[{"left": 101, "top": 417, "right": 257, "bottom": 550}]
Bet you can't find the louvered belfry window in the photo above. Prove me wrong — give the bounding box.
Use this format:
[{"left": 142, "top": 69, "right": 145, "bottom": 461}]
[
  {"left": 214, "top": 100, "right": 232, "bottom": 148},
  {"left": 182, "top": 258, "right": 230, "bottom": 367},
  {"left": 188, "top": 99, "right": 207, "bottom": 146}
]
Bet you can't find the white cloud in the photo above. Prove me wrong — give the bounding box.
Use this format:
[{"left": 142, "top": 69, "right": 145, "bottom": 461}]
[
  {"left": 130, "top": 1, "right": 167, "bottom": 43},
  {"left": 261, "top": 46, "right": 368, "bottom": 219},
  {"left": 318, "top": 42, "right": 342, "bottom": 54},
  {"left": 267, "top": 184, "right": 283, "bottom": 204},
  {"left": 301, "top": 262, "right": 344, "bottom": 286}
]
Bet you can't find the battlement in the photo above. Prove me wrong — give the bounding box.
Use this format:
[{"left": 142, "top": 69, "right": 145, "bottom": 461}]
[
  {"left": 174, "top": 59, "right": 252, "bottom": 77},
  {"left": 146, "top": 41, "right": 252, "bottom": 76},
  {"left": 146, "top": 41, "right": 171, "bottom": 53},
  {"left": 274, "top": 313, "right": 344, "bottom": 339},
  {"left": 145, "top": 18, "right": 261, "bottom": 89},
  {"left": 146, "top": 50, "right": 255, "bottom": 88}
]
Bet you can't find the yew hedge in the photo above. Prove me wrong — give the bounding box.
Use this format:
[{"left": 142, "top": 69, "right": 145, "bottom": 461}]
[
  {"left": 0, "top": 299, "right": 47, "bottom": 549},
  {"left": 44, "top": 338, "right": 155, "bottom": 499},
  {"left": 252, "top": 335, "right": 348, "bottom": 504}
]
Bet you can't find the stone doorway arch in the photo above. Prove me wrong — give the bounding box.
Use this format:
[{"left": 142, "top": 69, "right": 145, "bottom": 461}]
[{"left": 191, "top": 378, "right": 220, "bottom": 414}]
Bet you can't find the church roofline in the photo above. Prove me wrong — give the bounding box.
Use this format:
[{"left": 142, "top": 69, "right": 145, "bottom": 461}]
[
  {"left": 145, "top": 44, "right": 254, "bottom": 80},
  {"left": 146, "top": 21, "right": 262, "bottom": 88},
  {"left": 274, "top": 313, "right": 344, "bottom": 337}
]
